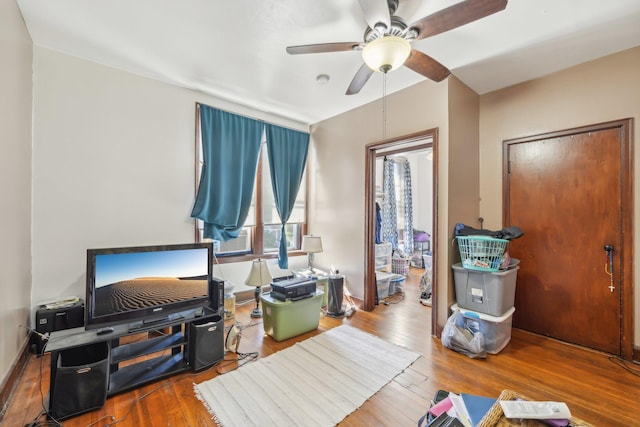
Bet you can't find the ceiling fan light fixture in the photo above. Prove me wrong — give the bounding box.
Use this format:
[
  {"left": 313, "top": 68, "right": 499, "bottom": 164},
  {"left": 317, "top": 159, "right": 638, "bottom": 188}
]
[
  {"left": 362, "top": 36, "right": 411, "bottom": 73},
  {"left": 373, "top": 22, "right": 388, "bottom": 35}
]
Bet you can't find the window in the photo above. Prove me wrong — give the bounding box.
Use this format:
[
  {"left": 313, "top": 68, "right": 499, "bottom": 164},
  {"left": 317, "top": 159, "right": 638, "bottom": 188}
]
[{"left": 195, "top": 122, "right": 307, "bottom": 260}]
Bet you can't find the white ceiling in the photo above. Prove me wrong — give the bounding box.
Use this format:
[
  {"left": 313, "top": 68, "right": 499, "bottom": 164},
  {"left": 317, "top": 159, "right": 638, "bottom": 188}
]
[{"left": 16, "top": 0, "right": 640, "bottom": 126}]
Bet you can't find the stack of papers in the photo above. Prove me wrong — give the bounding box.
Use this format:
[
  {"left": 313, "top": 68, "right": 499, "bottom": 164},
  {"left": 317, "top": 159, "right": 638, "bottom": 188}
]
[
  {"left": 427, "top": 391, "right": 571, "bottom": 427},
  {"left": 428, "top": 393, "right": 496, "bottom": 427},
  {"left": 44, "top": 296, "right": 81, "bottom": 310}
]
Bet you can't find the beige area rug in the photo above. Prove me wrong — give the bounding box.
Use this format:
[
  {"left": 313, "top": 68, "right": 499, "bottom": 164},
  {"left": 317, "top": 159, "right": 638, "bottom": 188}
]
[{"left": 194, "top": 325, "right": 421, "bottom": 427}]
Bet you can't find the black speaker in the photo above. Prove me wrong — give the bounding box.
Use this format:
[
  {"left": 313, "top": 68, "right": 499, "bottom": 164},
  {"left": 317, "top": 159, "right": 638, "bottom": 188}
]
[
  {"left": 48, "top": 341, "right": 109, "bottom": 420},
  {"left": 33, "top": 300, "right": 85, "bottom": 355},
  {"left": 188, "top": 315, "right": 224, "bottom": 371},
  {"left": 209, "top": 278, "right": 224, "bottom": 314}
]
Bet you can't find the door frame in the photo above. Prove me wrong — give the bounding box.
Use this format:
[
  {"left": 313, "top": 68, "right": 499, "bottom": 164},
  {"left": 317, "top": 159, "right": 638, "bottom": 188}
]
[
  {"left": 364, "top": 128, "right": 439, "bottom": 336},
  {"left": 502, "top": 118, "right": 634, "bottom": 360}
]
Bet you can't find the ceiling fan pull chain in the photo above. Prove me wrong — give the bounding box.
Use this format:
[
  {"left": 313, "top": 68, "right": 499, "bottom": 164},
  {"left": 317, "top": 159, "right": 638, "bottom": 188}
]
[{"left": 383, "top": 72, "right": 387, "bottom": 142}]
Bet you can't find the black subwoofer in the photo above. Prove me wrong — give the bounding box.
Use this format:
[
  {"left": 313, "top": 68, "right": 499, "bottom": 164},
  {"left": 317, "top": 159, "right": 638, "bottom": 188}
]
[
  {"left": 188, "top": 315, "right": 224, "bottom": 371},
  {"left": 48, "top": 341, "right": 109, "bottom": 420}
]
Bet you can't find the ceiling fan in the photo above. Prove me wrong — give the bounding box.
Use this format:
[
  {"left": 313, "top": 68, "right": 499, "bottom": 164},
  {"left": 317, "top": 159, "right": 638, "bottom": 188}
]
[{"left": 286, "top": 0, "right": 508, "bottom": 95}]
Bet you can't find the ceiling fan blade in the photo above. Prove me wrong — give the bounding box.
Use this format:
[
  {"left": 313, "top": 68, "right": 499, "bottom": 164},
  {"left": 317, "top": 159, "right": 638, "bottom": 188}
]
[
  {"left": 410, "top": 0, "right": 508, "bottom": 41},
  {"left": 346, "top": 63, "right": 375, "bottom": 95},
  {"left": 404, "top": 49, "right": 450, "bottom": 82},
  {"left": 357, "top": 0, "right": 391, "bottom": 32},
  {"left": 286, "top": 42, "right": 361, "bottom": 55}
]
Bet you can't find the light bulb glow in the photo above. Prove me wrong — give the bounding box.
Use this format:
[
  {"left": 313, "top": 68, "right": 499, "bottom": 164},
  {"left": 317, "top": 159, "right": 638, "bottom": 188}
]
[{"left": 362, "top": 36, "right": 411, "bottom": 73}]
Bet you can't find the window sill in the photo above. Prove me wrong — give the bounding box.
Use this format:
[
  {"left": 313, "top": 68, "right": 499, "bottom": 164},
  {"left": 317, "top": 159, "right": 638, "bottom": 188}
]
[{"left": 213, "top": 250, "right": 307, "bottom": 264}]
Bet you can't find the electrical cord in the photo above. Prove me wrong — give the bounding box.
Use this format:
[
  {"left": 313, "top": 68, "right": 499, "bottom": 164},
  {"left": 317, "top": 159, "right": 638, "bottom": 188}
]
[
  {"left": 98, "top": 374, "right": 197, "bottom": 427},
  {"left": 22, "top": 410, "right": 61, "bottom": 427},
  {"left": 20, "top": 321, "right": 238, "bottom": 427},
  {"left": 17, "top": 325, "right": 64, "bottom": 427},
  {"left": 91, "top": 357, "right": 235, "bottom": 427},
  {"left": 608, "top": 355, "right": 640, "bottom": 376},
  {"left": 215, "top": 351, "right": 260, "bottom": 375},
  {"left": 216, "top": 319, "right": 261, "bottom": 374}
]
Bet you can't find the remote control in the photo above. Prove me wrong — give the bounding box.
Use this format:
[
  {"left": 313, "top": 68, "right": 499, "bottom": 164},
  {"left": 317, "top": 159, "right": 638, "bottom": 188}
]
[{"left": 500, "top": 401, "right": 571, "bottom": 420}]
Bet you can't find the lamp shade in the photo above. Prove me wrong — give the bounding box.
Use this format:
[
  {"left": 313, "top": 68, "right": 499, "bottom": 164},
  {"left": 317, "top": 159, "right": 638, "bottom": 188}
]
[
  {"left": 362, "top": 36, "right": 411, "bottom": 73},
  {"left": 301, "top": 235, "right": 323, "bottom": 253},
  {"left": 245, "top": 259, "right": 272, "bottom": 287}
]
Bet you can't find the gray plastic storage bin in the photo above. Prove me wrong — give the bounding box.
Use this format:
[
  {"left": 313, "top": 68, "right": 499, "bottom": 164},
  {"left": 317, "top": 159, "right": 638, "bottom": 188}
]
[{"left": 452, "top": 262, "right": 518, "bottom": 317}]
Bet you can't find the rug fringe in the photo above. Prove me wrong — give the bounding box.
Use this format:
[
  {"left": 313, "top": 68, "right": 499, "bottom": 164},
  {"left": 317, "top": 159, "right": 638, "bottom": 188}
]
[{"left": 193, "top": 383, "right": 225, "bottom": 427}]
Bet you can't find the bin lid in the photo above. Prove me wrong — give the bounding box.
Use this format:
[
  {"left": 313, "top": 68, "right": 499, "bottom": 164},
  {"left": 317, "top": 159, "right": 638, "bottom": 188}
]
[
  {"left": 261, "top": 290, "right": 323, "bottom": 305},
  {"left": 451, "top": 303, "right": 515, "bottom": 322},
  {"left": 451, "top": 262, "right": 519, "bottom": 275}
]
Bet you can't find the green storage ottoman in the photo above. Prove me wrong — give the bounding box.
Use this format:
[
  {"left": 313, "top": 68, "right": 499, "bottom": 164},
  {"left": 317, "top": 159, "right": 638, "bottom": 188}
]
[{"left": 260, "top": 290, "right": 323, "bottom": 341}]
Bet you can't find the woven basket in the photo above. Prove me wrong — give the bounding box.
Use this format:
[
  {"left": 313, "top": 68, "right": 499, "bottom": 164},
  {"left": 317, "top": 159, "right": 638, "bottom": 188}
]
[{"left": 477, "top": 390, "right": 594, "bottom": 427}]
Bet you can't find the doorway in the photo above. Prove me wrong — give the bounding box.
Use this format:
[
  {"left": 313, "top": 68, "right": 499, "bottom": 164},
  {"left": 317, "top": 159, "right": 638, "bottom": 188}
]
[
  {"left": 504, "top": 119, "right": 633, "bottom": 358},
  {"left": 364, "top": 129, "right": 438, "bottom": 336}
]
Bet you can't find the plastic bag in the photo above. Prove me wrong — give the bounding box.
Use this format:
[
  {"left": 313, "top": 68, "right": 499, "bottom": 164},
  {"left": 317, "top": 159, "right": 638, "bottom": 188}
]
[{"left": 441, "top": 308, "right": 487, "bottom": 359}]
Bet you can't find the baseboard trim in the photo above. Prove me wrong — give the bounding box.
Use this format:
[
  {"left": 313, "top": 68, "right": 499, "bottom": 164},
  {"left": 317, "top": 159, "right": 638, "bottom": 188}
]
[
  {"left": 0, "top": 336, "right": 31, "bottom": 421},
  {"left": 633, "top": 345, "right": 640, "bottom": 364}
]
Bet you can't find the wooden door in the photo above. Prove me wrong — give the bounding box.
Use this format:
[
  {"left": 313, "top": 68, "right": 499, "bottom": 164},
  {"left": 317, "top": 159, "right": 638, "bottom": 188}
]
[{"left": 504, "top": 120, "right": 632, "bottom": 356}]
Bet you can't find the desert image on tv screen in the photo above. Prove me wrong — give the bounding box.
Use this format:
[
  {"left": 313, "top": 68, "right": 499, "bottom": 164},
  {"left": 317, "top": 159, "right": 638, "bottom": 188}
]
[{"left": 93, "top": 248, "right": 208, "bottom": 317}]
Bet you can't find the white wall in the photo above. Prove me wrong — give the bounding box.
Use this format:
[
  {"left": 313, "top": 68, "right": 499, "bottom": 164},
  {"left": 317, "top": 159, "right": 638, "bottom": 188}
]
[
  {"left": 30, "top": 47, "right": 308, "bottom": 310},
  {"left": 0, "top": 0, "right": 33, "bottom": 386},
  {"left": 309, "top": 77, "right": 452, "bottom": 308}
]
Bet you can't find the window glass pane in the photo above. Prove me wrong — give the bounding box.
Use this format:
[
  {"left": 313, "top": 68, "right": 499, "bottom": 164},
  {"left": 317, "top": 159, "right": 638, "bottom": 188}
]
[
  {"left": 289, "top": 169, "right": 306, "bottom": 223},
  {"left": 214, "top": 228, "right": 252, "bottom": 255},
  {"left": 261, "top": 149, "right": 306, "bottom": 224},
  {"left": 263, "top": 224, "right": 301, "bottom": 254},
  {"left": 244, "top": 184, "right": 256, "bottom": 227}
]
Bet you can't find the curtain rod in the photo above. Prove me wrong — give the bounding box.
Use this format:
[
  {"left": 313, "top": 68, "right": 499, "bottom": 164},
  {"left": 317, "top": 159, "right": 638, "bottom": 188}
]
[{"left": 196, "top": 102, "right": 309, "bottom": 135}]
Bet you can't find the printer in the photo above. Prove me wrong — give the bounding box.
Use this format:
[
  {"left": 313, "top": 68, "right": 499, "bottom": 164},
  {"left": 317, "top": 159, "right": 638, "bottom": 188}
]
[{"left": 270, "top": 277, "right": 316, "bottom": 302}]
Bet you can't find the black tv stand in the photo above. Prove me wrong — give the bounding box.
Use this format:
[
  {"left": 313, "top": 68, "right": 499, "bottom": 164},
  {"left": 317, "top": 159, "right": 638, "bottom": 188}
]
[
  {"left": 44, "top": 307, "right": 224, "bottom": 420},
  {"left": 127, "top": 311, "right": 185, "bottom": 333},
  {"left": 96, "top": 327, "right": 114, "bottom": 336}
]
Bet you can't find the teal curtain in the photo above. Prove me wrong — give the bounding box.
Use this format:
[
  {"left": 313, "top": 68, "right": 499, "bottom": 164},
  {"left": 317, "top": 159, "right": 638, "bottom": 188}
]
[
  {"left": 265, "top": 124, "right": 310, "bottom": 268},
  {"left": 191, "top": 104, "right": 263, "bottom": 241}
]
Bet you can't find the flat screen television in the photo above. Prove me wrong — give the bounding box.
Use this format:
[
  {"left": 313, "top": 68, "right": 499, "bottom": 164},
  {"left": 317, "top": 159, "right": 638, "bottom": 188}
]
[{"left": 85, "top": 242, "right": 213, "bottom": 330}]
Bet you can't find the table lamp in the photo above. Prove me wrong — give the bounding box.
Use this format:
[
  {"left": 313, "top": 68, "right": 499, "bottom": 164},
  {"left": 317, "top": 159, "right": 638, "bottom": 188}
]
[
  {"left": 245, "top": 259, "right": 272, "bottom": 318},
  {"left": 301, "top": 235, "right": 323, "bottom": 271}
]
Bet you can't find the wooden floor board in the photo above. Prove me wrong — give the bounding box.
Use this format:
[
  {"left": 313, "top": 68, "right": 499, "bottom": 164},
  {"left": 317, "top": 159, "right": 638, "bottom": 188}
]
[{"left": 3, "top": 267, "right": 639, "bottom": 426}]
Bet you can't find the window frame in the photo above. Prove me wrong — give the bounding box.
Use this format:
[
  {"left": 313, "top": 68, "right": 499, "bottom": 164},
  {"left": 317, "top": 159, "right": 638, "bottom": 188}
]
[{"left": 193, "top": 106, "right": 308, "bottom": 263}]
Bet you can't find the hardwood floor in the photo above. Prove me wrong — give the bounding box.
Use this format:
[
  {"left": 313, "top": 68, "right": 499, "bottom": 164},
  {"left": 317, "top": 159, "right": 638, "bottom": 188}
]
[{"left": 3, "top": 267, "right": 640, "bottom": 426}]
